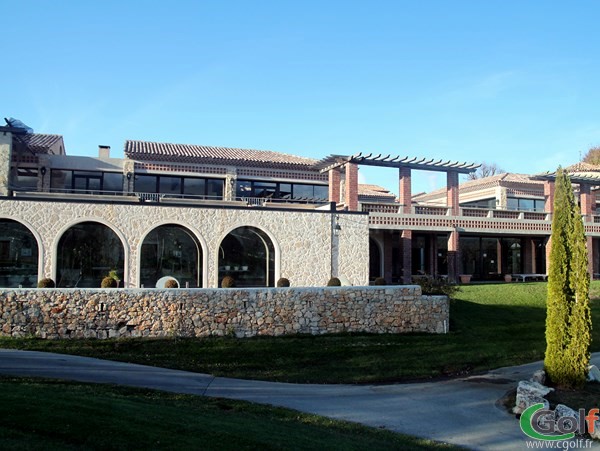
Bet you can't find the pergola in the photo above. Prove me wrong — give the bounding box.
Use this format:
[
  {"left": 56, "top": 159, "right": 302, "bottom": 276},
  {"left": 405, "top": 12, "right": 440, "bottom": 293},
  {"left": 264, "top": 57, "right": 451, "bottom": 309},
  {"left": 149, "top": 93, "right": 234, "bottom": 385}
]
[{"left": 314, "top": 152, "right": 479, "bottom": 212}]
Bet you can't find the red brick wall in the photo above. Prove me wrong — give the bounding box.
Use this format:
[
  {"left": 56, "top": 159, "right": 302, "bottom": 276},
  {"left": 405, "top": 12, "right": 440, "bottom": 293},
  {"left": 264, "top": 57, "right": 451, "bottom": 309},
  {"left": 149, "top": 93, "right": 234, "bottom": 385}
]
[
  {"left": 447, "top": 171, "right": 459, "bottom": 215},
  {"left": 328, "top": 169, "right": 341, "bottom": 204},
  {"left": 399, "top": 167, "right": 412, "bottom": 214},
  {"left": 345, "top": 163, "right": 359, "bottom": 211}
]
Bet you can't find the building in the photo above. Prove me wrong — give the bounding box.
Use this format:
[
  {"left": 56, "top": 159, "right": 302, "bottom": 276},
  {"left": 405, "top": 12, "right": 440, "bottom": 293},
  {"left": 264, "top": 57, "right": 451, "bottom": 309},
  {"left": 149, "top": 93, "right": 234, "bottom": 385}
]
[{"left": 1, "top": 120, "right": 599, "bottom": 289}]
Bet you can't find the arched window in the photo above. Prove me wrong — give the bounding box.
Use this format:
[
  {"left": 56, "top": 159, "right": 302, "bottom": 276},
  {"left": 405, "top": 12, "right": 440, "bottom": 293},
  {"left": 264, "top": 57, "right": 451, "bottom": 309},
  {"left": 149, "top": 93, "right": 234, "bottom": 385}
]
[
  {"left": 219, "top": 226, "right": 275, "bottom": 287},
  {"left": 140, "top": 225, "right": 202, "bottom": 288},
  {"left": 57, "top": 222, "right": 124, "bottom": 287},
  {"left": 0, "top": 219, "right": 39, "bottom": 287}
]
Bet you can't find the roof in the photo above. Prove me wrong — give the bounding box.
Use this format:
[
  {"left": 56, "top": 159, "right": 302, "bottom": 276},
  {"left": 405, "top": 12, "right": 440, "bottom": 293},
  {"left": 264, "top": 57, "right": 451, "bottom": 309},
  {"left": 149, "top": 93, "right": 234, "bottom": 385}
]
[
  {"left": 12, "top": 133, "right": 64, "bottom": 155},
  {"left": 413, "top": 172, "right": 542, "bottom": 202},
  {"left": 358, "top": 184, "right": 396, "bottom": 198},
  {"left": 124, "top": 140, "right": 319, "bottom": 171}
]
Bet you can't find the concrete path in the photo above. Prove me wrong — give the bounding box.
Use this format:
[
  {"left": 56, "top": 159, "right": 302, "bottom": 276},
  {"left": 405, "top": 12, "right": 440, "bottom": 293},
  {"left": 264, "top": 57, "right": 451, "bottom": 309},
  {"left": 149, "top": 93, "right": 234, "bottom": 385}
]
[{"left": 0, "top": 349, "right": 598, "bottom": 450}]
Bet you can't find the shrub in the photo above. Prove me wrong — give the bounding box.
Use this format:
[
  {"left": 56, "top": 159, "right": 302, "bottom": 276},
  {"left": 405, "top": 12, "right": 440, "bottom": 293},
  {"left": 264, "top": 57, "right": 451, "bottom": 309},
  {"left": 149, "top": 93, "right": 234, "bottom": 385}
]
[
  {"left": 164, "top": 279, "right": 179, "bottom": 288},
  {"left": 221, "top": 276, "right": 236, "bottom": 288},
  {"left": 415, "top": 276, "right": 459, "bottom": 297},
  {"left": 327, "top": 277, "right": 341, "bottom": 287},
  {"left": 101, "top": 276, "right": 117, "bottom": 288},
  {"left": 276, "top": 277, "right": 290, "bottom": 287},
  {"left": 37, "top": 278, "right": 55, "bottom": 288},
  {"left": 372, "top": 277, "right": 387, "bottom": 286}
]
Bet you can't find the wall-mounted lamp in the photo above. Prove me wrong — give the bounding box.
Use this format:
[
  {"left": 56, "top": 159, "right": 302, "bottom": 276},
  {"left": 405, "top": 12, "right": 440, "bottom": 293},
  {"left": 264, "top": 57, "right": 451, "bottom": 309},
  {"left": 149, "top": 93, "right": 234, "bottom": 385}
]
[
  {"left": 40, "top": 167, "right": 47, "bottom": 176},
  {"left": 126, "top": 172, "right": 132, "bottom": 180},
  {"left": 333, "top": 223, "right": 342, "bottom": 236}
]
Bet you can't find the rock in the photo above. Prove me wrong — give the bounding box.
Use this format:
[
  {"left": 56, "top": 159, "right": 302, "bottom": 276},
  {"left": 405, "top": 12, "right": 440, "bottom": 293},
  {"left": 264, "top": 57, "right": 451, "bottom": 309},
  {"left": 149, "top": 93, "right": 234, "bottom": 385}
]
[
  {"left": 591, "top": 420, "right": 600, "bottom": 440},
  {"left": 513, "top": 380, "right": 553, "bottom": 414},
  {"left": 531, "top": 369, "right": 546, "bottom": 385},
  {"left": 554, "top": 404, "right": 578, "bottom": 431},
  {"left": 587, "top": 365, "right": 600, "bottom": 383}
]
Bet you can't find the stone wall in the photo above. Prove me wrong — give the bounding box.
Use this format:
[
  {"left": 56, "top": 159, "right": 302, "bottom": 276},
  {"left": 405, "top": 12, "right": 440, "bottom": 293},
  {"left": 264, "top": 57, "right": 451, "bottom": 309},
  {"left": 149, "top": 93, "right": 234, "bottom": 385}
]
[
  {"left": 0, "top": 286, "right": 448, "bottom": 339},
  {"left": 0, "top": 198, "right": 369, "bottom": 288}
]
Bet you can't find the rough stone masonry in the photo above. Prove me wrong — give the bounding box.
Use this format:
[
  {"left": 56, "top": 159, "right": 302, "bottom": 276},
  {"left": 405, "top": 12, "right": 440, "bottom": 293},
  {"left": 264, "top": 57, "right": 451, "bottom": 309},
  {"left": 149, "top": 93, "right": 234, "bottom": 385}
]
[{"left": 0, "top": 286, "right": 449, "bottom": 339}]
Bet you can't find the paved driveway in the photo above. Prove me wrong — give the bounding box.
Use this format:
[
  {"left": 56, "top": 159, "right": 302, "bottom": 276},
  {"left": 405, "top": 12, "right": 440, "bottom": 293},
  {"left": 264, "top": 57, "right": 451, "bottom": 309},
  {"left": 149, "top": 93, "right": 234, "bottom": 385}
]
[{"left": 1, "top": 349, "right": 598, "bottom": 450}]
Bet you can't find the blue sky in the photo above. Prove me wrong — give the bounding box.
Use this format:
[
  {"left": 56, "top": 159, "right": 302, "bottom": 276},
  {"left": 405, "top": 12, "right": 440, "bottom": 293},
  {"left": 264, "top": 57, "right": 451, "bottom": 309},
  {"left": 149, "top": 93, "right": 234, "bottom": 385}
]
[{"left": 3, "top": 0, "right": 600, "bottom": 194}]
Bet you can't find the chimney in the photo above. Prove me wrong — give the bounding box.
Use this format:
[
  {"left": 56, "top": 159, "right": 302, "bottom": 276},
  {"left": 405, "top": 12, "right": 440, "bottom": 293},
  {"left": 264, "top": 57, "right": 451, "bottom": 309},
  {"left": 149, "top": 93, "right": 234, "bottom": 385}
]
[{"left": 98, "top": 145, "right": 110, "bottom": 159}]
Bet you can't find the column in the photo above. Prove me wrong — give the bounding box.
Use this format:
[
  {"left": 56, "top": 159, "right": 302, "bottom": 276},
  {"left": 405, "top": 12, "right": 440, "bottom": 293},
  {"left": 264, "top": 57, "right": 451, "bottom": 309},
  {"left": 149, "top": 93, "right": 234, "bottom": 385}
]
[
  {"left": 447, "top": 171, "right": 459, "bottom": 216},
  {"left": 328, "top": 168, "right": 341, "bottom": 204},
  {"left": 580, "top": 183, "right": 594, "bottom": 220},
  {"left": 401, "top": 230, "right": 412, "bottom": 283},
  {"left": 523, "top": 238, "right": 534, "bottom": 274},
  {"left": 0, "top": 131, "right": 12, "bottom": 196},
  {"left": 344, "top": 162, "right": 359, "bottom": 211},
  {"left": 399, "top": 167, "right": 412, "bottom": 214},
  {"left": 123, "top": 160, "right": 135, "bottom": 194},
  {"left": 544, "top": 180, "right": 555, "bottom": 216},
  {"left": 447, "top": 229, "right": 460, "bottom": 283}
]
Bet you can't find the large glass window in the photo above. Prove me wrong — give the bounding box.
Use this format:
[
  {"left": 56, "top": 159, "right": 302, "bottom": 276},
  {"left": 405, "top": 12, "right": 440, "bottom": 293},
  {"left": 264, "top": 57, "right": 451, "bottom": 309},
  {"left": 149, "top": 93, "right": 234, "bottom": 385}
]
[
  {"left": 135, "top": 175, "right": 223, "bottom": 199},
  {"left": 218, "top": 226, "right": 275, "bottom": 287},
  {"left": 235, "top": 180, "right": 327, "bottom": 202},
  {"left": 0, "top": 219, "right": 38, "bottom": 287},
  {"left": 57, "top": 222, "right": 124, "bottom": 288},
  {"left": 50, "top": 170, "right": 123, "bottom": 195},
  {"left": 140, "top": 225, "right": 202, "bottom": 288},
  {"left": 507, "top": 197, "right": 545, "bottom": 211}
]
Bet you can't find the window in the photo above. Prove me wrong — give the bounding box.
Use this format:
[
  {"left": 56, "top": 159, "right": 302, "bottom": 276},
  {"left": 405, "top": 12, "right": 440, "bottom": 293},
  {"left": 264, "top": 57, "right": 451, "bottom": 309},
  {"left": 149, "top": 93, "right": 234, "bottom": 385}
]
[
  {"left": 0, "top": 219, "right": 38, "bottom": 287},
  {"left": 56, "top": 222, "right": 124, "bottom": 288},
  {"left": 14, "top": 168, "right": 38, "bottom": 190},
  {"left": 507, "top": 197, "right": 545, "bottom": 212},
  {"left": 235, "top": 180, "right": 327, "bottom": 202},
  {"left": 50, "top": 170, "right": 123, "bottom": 195},
  {"left": 136, "top": 175, "right": 223, "bottom": 199}
]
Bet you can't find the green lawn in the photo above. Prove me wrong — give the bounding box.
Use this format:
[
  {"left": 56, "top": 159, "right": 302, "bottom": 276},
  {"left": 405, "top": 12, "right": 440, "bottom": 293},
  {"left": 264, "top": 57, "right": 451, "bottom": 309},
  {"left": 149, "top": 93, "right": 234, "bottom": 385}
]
[
  {"left": 0, "top": 377, "right": 458, "bottom": 450},
  {"left": 1, "top": 282, "right": 599, "bottom": 384}
]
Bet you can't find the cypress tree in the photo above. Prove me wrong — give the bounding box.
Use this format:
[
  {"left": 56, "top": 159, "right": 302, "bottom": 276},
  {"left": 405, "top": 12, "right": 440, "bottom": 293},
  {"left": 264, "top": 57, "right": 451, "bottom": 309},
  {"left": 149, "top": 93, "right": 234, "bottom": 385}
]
[{"left": 544, "top": 167, "right": 592, "bottom": 388}]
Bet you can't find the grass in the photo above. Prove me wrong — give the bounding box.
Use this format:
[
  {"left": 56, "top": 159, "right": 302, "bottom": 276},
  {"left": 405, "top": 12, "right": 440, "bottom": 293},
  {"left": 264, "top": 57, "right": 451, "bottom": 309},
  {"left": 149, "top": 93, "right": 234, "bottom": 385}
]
[
  {"left": 1, "top": 282, "right": 600, "bottom": 384},
  {"left": 0, "top": 376, "right": 459, "bottom": 450}
]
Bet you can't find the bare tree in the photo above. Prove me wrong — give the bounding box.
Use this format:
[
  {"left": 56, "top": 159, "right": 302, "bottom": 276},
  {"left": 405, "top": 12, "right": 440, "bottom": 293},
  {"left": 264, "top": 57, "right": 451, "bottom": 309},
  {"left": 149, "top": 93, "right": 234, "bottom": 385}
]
[
  {"left": 582, "top": 146, "right": 600, "bottom": 165},
  {"left": 467, "top": 162, "right": 506, "bottom": 180}
]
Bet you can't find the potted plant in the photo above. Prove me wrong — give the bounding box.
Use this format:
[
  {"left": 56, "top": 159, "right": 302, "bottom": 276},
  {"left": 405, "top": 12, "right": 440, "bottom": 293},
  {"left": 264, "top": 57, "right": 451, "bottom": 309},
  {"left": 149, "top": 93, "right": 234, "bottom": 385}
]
[
  {"left": 504, "top": 274, "right": 512, "bottom": 283},
  {"left": 459, "top": 274, "right": 472, "bottom": 284}
]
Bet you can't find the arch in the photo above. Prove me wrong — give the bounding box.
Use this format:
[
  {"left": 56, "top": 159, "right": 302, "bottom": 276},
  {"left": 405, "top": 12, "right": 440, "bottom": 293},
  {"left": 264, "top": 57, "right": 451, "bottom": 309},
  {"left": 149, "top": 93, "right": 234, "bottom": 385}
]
[
  {"left": 139, "top": 223, "right": 204, "bottom": 288},
  {"left": 217, "top": 225, "right": 278, "bottom": 287},
  {"left": 369, "top": 237, "right": 383, "bottom": 280},
  {"left": 55, "top": 220, "right": 126, "bottom": 288},
  {"left": 0, "top": 218, "right": 41, "bottom": 287}
]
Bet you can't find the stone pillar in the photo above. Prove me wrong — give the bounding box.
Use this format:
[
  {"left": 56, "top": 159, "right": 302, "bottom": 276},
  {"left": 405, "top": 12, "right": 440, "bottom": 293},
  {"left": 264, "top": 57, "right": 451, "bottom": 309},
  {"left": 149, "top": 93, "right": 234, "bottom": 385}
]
[
  {"left": 399, "top": 167, "right": 412, "bottom": 214},
  {"left": 0, "top": 131, "right": 12, "bottom": 196},
  {"left": 225, "top": 168, "right": 237, "bottom": 201},
  {"left": 401, "top": 229, "right": 412, "bottom": 283},
  {"left": 328, "top": 168, "right": 341, "bottom": 204},
  {"left": 447, "top": 171, "right": 459, "bottom": 216},
  {"left": 447, "top": 229, "right": 460, "bottom": 283},
  {"left": 37, "top": 155, "right": 51, "bottom": 192},
  {"left": 496, "top": 186, "right": 508, "bottom": 210},
  {"left": 580, "top": 183, "right": 594, "bottom": 221},
  {"left": 544, "top": 180, "right": 555, "bottom": 215},
  {"left": 344, "top": 162, "right": 359, "bottom": 211},
  {"left": 123, "top": 160, "right": 135, "bottom": 194}
]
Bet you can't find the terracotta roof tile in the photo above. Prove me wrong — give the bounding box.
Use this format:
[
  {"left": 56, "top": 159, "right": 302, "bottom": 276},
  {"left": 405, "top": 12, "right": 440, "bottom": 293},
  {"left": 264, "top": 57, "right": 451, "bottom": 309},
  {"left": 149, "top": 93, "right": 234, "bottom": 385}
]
[{"left": 125, "top": 140, "right": 319, "bottom": 171}]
